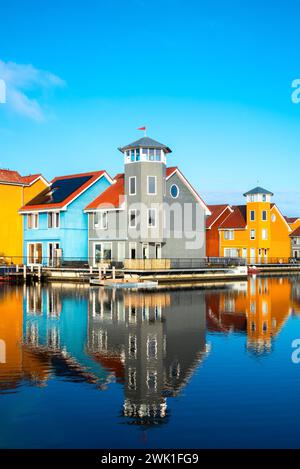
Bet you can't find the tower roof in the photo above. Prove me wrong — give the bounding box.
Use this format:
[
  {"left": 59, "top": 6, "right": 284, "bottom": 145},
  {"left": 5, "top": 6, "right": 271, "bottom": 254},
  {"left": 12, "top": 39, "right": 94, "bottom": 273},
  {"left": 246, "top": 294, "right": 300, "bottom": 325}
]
[
  {"left": 118, "top": 137, "right": 172, "bottom": 154},
  {"left": 243, "top": 186, "right": 274, "bottom": 197}
]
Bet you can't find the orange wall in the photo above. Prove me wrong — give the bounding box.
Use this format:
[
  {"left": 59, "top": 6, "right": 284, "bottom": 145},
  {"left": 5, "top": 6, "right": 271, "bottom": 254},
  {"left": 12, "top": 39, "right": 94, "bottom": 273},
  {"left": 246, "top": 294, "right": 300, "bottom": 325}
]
[{"left": 206, "top": 207, "right": 232, "bottom": 257}]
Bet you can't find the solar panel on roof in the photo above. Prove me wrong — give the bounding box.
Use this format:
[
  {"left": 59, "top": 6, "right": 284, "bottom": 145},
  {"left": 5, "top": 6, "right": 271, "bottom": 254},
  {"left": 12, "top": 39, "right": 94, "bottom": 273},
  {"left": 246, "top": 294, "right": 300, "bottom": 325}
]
[{"left": 26, "top": 175, "right": 92, "bottom": 206}]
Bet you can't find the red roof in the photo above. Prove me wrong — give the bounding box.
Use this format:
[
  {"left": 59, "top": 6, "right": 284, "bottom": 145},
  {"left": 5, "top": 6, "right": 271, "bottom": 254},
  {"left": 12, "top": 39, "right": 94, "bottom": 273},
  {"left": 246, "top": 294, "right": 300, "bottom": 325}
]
[
  {"left": 285, "top": 216, "right": 300, "bottom": 224},
  {"left": 206, "top": 204, "right": 231, "bottom": 229},
  {"left": 291, "top": 226, "right": 300, "bottom": 237},
  {"left": 21, "top": 174, "right": 43, "bottom": 184},
  {"left": 86, "top": 173, "right": 125, "bottom": 210},
  {"left": 20, "top": 170, "right": 110, "bottom": 211},
  {"left": 219, "top": 205, "right": 247, "bottom": 229},
  {"left": 0, "top": 169, "right": 47, "bottom": 186}
]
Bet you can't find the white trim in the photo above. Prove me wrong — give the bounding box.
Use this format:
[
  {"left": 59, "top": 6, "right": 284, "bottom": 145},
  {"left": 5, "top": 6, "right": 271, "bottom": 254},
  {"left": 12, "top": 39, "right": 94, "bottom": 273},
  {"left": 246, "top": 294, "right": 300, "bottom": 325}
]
[
  {"left": 170, "top": 183, "right": 180, "bottom": 199},
  {"left": 27, "top": 175, "right": 50, "bottom": 187},
  {"left": 27, "top": 242, "right": 43, "bottom": 266},
  {"left": 148, "top": 208, "right": 157, "bottom": 228},
  {"left": 166, "top": 168, "right": 211, "bottom": 215},
  {"left": 85, "top": 206, "right": 125, "bottom": 213},
  {"left": 92, "top": 241, "right": 113, "bottom": 266},
  {"left": 129, "top": 209, "right": 137, "bottom": 228},
  {"left": 129, "top": 242, "right": 137, "bottom": 259},
  {"left": 27, "top": 213, "right": 39, "bottom": 230},
  {"left": 147, "top": 175, "right": 157, "bottom": 195},
  {"left": 47, "top": 211, "right": 60, "bottom": 229},
  {"left": 47, "top": 241, "right": 60, "bottom": 267},
  {"left": 271, "top": 205, "right": 292, "bottom": 232},
  {"left": 129, "top": 176, "right": 136, "bottom": 196},
  {"left": 20, "top": 172, "right": 113, "bottom": 214}
]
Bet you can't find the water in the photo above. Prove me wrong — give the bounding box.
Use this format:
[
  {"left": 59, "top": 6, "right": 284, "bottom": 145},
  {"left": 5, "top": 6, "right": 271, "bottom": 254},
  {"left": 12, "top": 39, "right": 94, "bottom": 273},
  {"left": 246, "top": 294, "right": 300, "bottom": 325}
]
[{"left": 0, "top": 276, "right": 300, "bottom": 449}]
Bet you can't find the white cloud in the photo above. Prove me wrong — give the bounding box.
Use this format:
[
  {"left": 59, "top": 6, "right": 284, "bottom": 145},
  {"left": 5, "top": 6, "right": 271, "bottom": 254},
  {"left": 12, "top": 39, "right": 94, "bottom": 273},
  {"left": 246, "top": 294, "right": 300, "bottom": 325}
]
[{"left": 0, "top": 59, "right": 65, "bottom": 120}]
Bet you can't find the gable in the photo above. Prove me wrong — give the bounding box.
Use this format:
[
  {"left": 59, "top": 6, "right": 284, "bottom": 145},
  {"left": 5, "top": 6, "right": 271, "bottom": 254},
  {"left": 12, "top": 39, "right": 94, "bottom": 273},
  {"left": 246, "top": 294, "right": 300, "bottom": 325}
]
[{"left": 166, "top": 169, "right": 210, "bottom": 215}]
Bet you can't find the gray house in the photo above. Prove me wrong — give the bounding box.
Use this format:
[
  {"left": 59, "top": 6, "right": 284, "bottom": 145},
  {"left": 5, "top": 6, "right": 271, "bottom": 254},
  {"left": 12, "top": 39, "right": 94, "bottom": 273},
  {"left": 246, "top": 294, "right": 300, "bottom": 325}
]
[{"left": 85, "top": 137, "right": 210, "bottom": 265}]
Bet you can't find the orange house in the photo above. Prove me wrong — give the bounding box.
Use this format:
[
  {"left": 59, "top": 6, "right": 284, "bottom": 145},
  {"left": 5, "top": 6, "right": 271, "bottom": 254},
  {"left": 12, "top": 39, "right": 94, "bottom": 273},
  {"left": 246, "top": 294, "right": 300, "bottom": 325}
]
[
  {"left": 218, "top": 187, "right": 300, "bottom": 263},
  {"left": 206, "top": 204, "right": 232, "bottom": 257}
]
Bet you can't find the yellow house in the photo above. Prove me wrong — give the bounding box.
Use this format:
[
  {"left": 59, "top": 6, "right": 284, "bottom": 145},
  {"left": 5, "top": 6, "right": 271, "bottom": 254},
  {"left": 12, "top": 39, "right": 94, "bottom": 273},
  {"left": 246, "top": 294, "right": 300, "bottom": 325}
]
[
  {"left": 0, "top": 169, "right": 48, "bottom": 264},
  {"left": 219, "top": 186, "right": 300, "bottom": 263}
]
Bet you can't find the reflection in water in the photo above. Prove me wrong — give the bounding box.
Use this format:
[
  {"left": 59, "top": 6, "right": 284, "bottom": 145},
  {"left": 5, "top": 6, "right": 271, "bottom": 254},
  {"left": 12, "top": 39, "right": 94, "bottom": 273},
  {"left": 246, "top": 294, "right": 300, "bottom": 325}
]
[{"left": 0, "top": 276, "right": 300, "bottom": 425}]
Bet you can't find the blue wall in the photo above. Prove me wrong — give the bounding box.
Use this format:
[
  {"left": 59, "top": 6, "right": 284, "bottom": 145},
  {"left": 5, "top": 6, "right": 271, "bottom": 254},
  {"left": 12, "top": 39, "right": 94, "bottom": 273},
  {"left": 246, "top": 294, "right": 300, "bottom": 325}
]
[{"left": 23, "top": 175, "right": 111, "bottom": 264}]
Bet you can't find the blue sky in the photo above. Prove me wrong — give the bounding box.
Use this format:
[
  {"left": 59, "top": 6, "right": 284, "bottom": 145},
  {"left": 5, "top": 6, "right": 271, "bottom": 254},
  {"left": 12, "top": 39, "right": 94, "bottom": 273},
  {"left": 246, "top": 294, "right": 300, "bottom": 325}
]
[{"left": 1, "top": 0, "right": 300, "bottom": 214}]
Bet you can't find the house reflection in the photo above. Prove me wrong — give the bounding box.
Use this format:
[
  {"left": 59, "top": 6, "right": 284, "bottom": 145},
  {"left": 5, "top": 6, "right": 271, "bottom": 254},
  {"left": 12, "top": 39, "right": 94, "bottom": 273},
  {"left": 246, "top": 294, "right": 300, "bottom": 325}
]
[
  {"left": 205, "top": 277, "right": 296, "bottom": 354},
  {"left": 87, "top": 288, "right": 208, "bottom": 424}
]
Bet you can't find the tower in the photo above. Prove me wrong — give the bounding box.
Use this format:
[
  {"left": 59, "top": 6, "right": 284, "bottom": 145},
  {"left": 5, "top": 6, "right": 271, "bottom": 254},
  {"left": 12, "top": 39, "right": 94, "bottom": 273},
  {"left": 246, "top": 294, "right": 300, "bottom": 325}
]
[
  {"left": 119, "top": 137, "right": 172, "bottom": 259},
  {"left": 243, "top": 186, "right": 273, "bottom": 263}
]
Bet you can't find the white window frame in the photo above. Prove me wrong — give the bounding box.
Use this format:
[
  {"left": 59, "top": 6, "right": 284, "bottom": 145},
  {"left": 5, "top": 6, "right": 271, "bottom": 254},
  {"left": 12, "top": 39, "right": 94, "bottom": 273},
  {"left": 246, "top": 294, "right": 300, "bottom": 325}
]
[
  {"left": 27, "top": 213, "right": 39, "bottom": 230},
  {"left": 27, "top": 242, "right": 43, "bottom": 265},
  {"left": 48, "top": 211, "right": 60, "bottom": 229},
  {"left": 224, "top": 230, "right": 234, "bottom": 240},
  {"left": 147, "top": 175, "right": 157, "bottom": 195},
  {"left": 148, "top": 208, "right": 157, "bottom": 228},
  {"left": 129, "top": 209, "right": 137, "bottom": 228},
  {"left": 94, "top": 211, "right": 108, "bottom": 230},
  {"left": 129, "top": 176, "right": 136, "bottom": 196},
  {"left": 262, "top": 228, "right": 268, "bottom": 240},
  {"left": 250, "top": 229, "right": 256, "bottom": 240}
]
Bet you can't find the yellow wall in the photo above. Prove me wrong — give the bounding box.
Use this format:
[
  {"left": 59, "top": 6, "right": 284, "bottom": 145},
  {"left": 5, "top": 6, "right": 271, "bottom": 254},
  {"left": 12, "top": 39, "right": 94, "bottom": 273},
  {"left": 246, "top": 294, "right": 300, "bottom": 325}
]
[
  {"left": 0, "top": 178, "right": 47, "bottom": 263},
  {"left": 220, "top": 199, "right": 297, "bottom": 263}
]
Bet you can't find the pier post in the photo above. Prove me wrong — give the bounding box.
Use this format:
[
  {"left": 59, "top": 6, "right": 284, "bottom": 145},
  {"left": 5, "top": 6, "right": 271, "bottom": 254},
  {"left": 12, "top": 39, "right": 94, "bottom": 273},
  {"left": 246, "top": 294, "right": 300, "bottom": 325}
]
[
  {"left": 90, "top": 266, "right": 93, "bottom": 274},
  {"left": 16, "top": 265, "right": 19, "bottom": 273},
  {"left": 112, "top": 266, "right": 116, "bottom": 280},
  {"left": 23, "top": 265, "right": 27, "bottom": 281},
  {"left": 38, "top": 265, "right": 41, "bottom": 282},
  {"left": 99, "top": 266, "right": 102, "bottom": 281}
]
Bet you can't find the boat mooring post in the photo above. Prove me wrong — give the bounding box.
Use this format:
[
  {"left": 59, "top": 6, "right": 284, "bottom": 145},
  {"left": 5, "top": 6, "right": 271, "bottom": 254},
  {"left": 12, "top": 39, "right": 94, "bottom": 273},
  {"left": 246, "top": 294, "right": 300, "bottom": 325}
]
[
  {"left": 23, "top": 265, "right": 27, "bottom": 281},
  {"left": 112, "top": 266, "right": 116, "bottom": 280}
]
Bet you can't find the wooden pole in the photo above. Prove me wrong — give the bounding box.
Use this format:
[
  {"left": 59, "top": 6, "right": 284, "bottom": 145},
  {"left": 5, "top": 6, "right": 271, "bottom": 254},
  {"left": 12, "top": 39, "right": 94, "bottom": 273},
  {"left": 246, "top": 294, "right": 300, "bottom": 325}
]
[
  {"left": 23, "top": 265, "right": 27, "bottom": 281},
  {"left": 112, "top": 266, "right": 116, "bottom": 280}
]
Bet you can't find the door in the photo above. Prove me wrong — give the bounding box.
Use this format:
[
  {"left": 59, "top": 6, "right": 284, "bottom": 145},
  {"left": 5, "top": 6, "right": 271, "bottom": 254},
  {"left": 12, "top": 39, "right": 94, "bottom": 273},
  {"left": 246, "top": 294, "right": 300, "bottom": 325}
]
[
  {"left": 117, "top": 242, "right": 126, "bottom": 262},
  {"left": 142, "top": 243, "right": 149, "bottom": 259},
  {"left": 250, "top": 248, "right": 256, "bottom": 264},
  {"left": 129, "top": 243, "right": 136, "bottom": 260},
  {"left": 28, "top": 243, "right": 43, "bottom": 265},
  {"left": 93, "top": 243, "right": 102, "bottom": 266},
  {"left": 48, "top": 242, "right": 60, "bottom": 267},
  {"left": 155, "top": 243, "right": 162, "bottom": 259}
]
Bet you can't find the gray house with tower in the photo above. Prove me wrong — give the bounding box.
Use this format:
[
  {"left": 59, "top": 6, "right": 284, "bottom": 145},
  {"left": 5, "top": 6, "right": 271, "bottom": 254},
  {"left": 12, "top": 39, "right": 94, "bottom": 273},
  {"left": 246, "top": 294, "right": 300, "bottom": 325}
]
[{"left": 85, "top": 136, "right": 210, "bottom": 265}]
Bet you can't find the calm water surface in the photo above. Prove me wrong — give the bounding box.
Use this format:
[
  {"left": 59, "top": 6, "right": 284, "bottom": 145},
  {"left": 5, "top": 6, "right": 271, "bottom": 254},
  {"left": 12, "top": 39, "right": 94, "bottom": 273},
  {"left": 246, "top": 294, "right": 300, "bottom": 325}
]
[{"left": 0, "top": 276, "right": 300, "bottom": 449}]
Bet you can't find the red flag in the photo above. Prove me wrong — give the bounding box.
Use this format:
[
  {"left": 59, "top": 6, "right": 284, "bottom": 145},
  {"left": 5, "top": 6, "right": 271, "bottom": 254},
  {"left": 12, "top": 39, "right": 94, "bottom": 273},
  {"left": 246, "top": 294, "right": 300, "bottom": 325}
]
[{"left": 138, "top": 126, "right": 146, "bottom": 131}]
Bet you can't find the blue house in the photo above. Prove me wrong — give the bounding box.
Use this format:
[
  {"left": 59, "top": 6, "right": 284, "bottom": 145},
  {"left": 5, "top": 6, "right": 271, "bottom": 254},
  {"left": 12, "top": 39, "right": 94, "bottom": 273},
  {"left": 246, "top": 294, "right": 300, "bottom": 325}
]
[{"left": 19, "top": 170, "right": 112, "bottom": 266}]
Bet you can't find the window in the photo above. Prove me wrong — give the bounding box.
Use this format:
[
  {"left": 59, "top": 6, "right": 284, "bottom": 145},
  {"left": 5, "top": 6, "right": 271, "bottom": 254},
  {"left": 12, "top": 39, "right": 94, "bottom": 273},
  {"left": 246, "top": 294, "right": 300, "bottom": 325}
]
[
  {"left": 250, "top": 229, "right": 256, "bottom": 240},
  {"left": 129, "top": 209, "right": 137, "bottom": 228},
  {"left": 155, "top": 149, "right": 161, "bottom": 161},
  {"left": 147, "top": 335, "right": 158, "bottom": 359},
  {"left": 262, "top": 210, "right": 267, "bottom": 221},
  {"left": 129, "top": 176, "right": 136, "bottom": 195},
  {"left": 262, "top": 194, "right": 267, "bottom": 202},
  {"left": 149, "top": 149, "right": 155, "bottom": 161},
  {"left": 224, "top": 230, "right": 234, "bottom": 240},
  {"left": 271, "top": 214, "right": 276, "bottom": 222},
  {"left": 147, "top": 176, "right": 156, "bottom": 195},
  {"left": 250, "top": 210, "right": 255, "bottom": 221},
  {"left": 262, "top": 228, "right": 268, "bottom": 240},
  {"left": 27, "top": 213, "right": 39, "bottom": 229},
  {"left": 130, "top": 149, "right": 135, "bottom": 162},
  {"left": 94, "top": 212, "right": 107, "bottom": 229},
  {"left": 136, "top": 149, "right": 140, "bottom": 161},
  {"left": 170, "top": 184, "right": 179, "bottom": 198},
  {"left": 48, "top": 212, "right": 60, "bottom": 228},
  {"left": 148, "top": 208, "right": 156, "bottom": 227}
]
